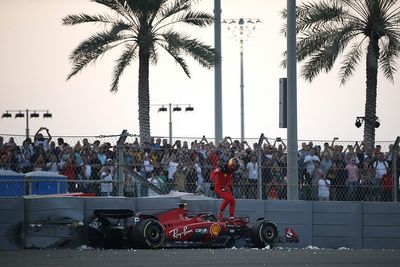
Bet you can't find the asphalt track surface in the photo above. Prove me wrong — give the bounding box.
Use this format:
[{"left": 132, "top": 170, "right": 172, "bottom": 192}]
[{"left": 2, "top": 248, "right": 400, "bottom": 267}]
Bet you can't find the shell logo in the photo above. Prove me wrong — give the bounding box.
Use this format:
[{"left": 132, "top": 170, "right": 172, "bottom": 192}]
[{"left": 210, "top": 223, "right": 221, "bottom": 237}]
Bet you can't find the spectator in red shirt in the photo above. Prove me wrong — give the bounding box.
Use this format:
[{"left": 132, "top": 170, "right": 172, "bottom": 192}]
[{"left": 61, "top": 157, "right": 76, "bottom": 192}]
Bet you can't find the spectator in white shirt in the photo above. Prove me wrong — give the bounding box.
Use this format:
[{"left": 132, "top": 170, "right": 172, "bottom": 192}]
[
  {"left": 304, "top": 149, "right": 320, "bottom": 177},
  {"left": 318, "top": 175, "right": 331, "bottom": 201},
  {"left": 246, "top": 155, "right": 258, "bottom": 199}
]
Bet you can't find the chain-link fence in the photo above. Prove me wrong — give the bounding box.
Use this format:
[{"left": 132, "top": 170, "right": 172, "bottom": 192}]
[{"left": 0, "top": 132, "right": 399, "bottom": 202}]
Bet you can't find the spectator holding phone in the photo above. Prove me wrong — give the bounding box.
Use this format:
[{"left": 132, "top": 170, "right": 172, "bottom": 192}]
[{"left": 34, "top": 127, "right": 52, "bottom": 151}]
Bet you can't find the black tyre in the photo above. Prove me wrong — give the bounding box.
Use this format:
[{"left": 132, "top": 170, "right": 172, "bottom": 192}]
[
  {"left": 130, "top": 219, "right": 165, "bottom": 249},
  {"left": 251, "top": 220, "right": 279, "bottom": 248}
]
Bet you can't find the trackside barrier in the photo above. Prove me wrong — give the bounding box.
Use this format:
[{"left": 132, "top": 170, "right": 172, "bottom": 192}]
[
  {"left": 0, "top": 197, "right": 24, "bottom": 249},
  {"left": 0, "top": 196, "right": 399, "bottom": 249},
  {"left": 24, "top": 197, "right": 84, "bottom": 248}
]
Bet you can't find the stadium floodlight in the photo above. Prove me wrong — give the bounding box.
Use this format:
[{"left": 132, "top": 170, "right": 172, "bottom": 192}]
[
  {"left": 15, "top": 112, "right": 25, "bottom": 118},
  {"left": 43, "top": 112, "right": 52, "bottom": 118},
  {"left": 30, "top": 112, "right": 39, "bottom": 118},
  {"left": 152, "top": 103, "right": 194, "bottom": 145},
  {"left": 1, "top": 112, "right": 12, "bottom": 119},
  {"left": 1, "top": 109, "right": 52, "bottom": 139},
  {"left": 185, "top": 106, "right": 194, "bottom": 112},
  {"left": 158, "top": 106, "right": 168, "bottom": 112}
]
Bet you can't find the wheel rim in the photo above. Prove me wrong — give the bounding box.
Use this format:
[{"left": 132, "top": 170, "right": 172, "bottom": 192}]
[
  {"left": 148, "top": 226, "right": 160, "bottom": 240},
  {"left": 145, "top": 223, "right": 164, "bottom": 245},
  {"left": 261, "top": 223, "right": 277, "bottom": 243}
]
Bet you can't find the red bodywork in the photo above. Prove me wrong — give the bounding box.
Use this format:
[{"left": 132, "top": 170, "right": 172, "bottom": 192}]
[
  {"left": 155, "top": 204, "right": 250, "bottom": 246},
  {"left": 88, "top": 206, "right": 298, "bottom": 249}
]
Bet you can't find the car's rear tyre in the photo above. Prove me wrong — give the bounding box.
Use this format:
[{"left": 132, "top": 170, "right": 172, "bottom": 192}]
[
  {"left": 251, "top": 220, "right": 279, "bottom": 248},
  {"left": 131, "top": 219, "right": 165, "bottom": 249}
]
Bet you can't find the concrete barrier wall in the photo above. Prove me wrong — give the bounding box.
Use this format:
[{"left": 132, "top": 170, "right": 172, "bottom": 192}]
[
  {"left": 24, "top": 197, "right": 85, "bottom": 249},
  {"left": 363, "top": 202, "right": 400, "bottom": 249},
  {"left": 0, "top": 197, "right": 24, "bottom": 249},
  {"left": 0, "top": 196, "right": 399, "bottom": 249},
  {"left": 264, "top": 200, "right": 312, "bottom": 248},
  {"left": 312, "top": 202, "right": 363, "bottom": 249}
]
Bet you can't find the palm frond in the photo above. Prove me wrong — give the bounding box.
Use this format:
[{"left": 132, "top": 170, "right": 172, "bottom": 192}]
[
  {"left": 301, "top": 31, "right": 352, "bottom": 82},
  {"left": 126, "top": 0, "right": 164, "bottom": 14},
  {"left": 301, "top": 50, "right": 332, "bottom": 82},
  {"left": 280, "top": 51, "right": 287, "bottom": 69},
  {"left": 178, "top": 11, "right": 214, "bottom": 27},
  {"left": 380, "top": 0, "right": 398, "bottom": 16},
  {"left": 93, "top": 0, "right": 136, "bottom": 24},
  {"left": 92, "top": 0, "right": 127, "bottom": 15},
  {"left": 281, "top": 21, "right": 360, "bottom": 75},
  {"left": 379, "top": 35, "right": 400, "bottom": 82},
  {"left": 158, "top": 0, "right": 191, "bottom": 18},
  {"left": 338, "top": 0, "right": 370, "bottom": 21},
  {"left": 182, "top": 38, "right": 216, "bottom": 68},
  {"left": 62, "top": 13, "right": 116, "bottom": 26},
  {"left": 154, "top": 0, "right": 191, "bottom": 28},
  {"left": 296, "top": 30, "right": 335, "bottom": 62},
  {"left": 161, "top": 31, "right": 215, "bottom": 69},
  {"left": 159, "top": 43, "right": 191, "bottom": 77},
  {"left": 295, "top": 0, "right": 348, "bottom": 33},
  {"left": 386, "top": 7, "right": 400, "bottom": 31},
  {"left": 338, "top": 41, "right": 365, "bottom": 84},
  {"left": 67, "top": 46, "right": 107, "bottom": 80},
  {"left": 67, "top": 30, "right": 127, "bottom": 80},
  {"left": 149, "top": 44, "right": 159, "bottom": 65},
  {"left": 111, "top": 43, "right": 138, "bottom": 92}
]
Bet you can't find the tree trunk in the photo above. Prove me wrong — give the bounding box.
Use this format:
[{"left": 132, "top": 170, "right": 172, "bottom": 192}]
[
  {"left": 363, "top": 35, "right": 379, "bottom": 153},
  {"left": 138, "top": 45, "right": 151, "bottom": 145}
]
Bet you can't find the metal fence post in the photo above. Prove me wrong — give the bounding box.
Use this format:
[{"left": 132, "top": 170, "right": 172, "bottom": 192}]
[
  {"left": 116, "top": 130, "right": 129, "bottom": 197},
  {"left": 392, "top": 137, "right": 399, "bottom": 202},
  {"left": 257, "top": 134, "right": 264, "bottom": 200}
]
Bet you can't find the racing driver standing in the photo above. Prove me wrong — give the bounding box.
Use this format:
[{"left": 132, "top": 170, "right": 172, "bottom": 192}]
[{"left": 210, "top": 158, "right": 239, "bottom": 221}]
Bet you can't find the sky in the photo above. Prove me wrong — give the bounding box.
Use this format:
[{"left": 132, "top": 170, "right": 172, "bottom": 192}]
[{"left": 0, "top": 0, "right": 399, "bottom": 143}]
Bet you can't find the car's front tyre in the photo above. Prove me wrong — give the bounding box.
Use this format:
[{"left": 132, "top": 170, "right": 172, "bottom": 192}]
[{"left": 251, "top": 220, "right": 279, "bottom": 248}]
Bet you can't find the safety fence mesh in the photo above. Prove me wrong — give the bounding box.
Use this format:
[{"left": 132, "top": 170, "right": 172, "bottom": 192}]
[{"left": 0, "top": 132, "right": 398, "bottom": 202}]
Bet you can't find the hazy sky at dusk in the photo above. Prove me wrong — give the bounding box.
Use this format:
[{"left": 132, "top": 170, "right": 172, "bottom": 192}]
[{"left": 1, "top": 0, "right": 399, "bottom": 143}]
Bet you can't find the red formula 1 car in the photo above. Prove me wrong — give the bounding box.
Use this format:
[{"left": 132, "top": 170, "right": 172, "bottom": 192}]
[{"left": 87, "top": 204, "right": 299, "bottom": 249}]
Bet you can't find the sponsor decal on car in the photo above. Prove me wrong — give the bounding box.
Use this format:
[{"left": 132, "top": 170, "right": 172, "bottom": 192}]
[
  {"left": 89, "top": 220, "right": 101, "bottom": 229},
  {"left": 169, "top": 226, "right": 193, "bottom": 239},
  {"left": 195, "top": 228, "right": 208, "bottom": 234}
]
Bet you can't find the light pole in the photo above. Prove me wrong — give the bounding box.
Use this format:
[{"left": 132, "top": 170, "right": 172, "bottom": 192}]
[
  {"left": 152, "top": 104, "right": 194, "bottom": 145},
  {"left": 214, "top": 0, "right": 223, "bottom": 145},
  {"left": 286, "top": 0, "right": 299, "bottom": 200},
  {"left": 1, "top": 109, "right": 52, "bottom": 140},
  {"left": 223, "top": 18, "right": 261, "bottom": 142}
]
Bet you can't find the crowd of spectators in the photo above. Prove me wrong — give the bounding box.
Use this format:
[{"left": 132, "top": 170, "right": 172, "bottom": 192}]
[{"left": 0, "top": 128, "right": 398, "bottom": 201}]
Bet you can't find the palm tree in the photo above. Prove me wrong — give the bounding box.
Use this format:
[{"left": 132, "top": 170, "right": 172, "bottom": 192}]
[
  {"left": 63, "top": 0, "right": 215, "bottom": 144},
  {"left": 283, "top": 0, "right": 400, "bottom": 152}
]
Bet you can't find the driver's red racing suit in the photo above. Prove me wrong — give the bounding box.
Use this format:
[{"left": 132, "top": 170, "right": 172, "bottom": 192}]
[{"left": 210, "top": 168, "right": 236, "bottom": 220}]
